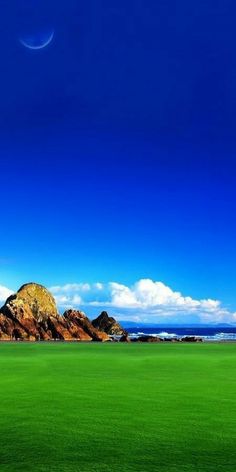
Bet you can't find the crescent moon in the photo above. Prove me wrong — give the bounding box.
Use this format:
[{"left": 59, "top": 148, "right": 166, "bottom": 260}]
[{"left": 20, "top": 30, "right": 54, "bottom": 50}]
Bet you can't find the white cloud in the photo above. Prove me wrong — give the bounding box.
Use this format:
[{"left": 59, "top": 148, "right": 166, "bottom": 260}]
[
  {"left": 0, "top": 285, "right": 13, "bottom": 304},
  {"left": 94, "top": 283, "right": 104, "bottom": 290},
  {"left": 48, "top": 278, "right": 236, "bottom": 324},
  {"left": 110, "top": 282, "right": 138, "bottom": 307},
  {"left": 53, "top": 295, "right": 70, "bottom": 304},
  {"left": 108, "top": 279, "right": 222, "bottom": 312},
  {"left": 50, "top": 283, "right": 90, "bottom": 294},
  {"left": 71, "top": 294, "right": 83, "bottom": 304}
]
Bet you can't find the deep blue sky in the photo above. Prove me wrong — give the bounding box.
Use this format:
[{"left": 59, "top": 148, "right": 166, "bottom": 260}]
[{"left": 1, "top": 0, "right": 236, "bottom": 314}]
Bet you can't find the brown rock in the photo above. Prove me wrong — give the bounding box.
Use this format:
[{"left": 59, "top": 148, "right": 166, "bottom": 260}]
[
  {"left": 92, "top": 311, "right": 127, "bottom": 336},
  {"left": 2, "top": 283, "right": 58, "bottom": 322},
  {"left": 133, "top": 335, "right": 163, "bottom": 343},
  {"left": 0, "top": 283, "right": 59, "bottom": 341},
  {"left": 0, "top": 313, "right": 14, "bottom": 340},
  {"left": 163, "top": 337, "right": 179, "bottom": 342},
  {"left": 119, "top": 334, "right": 131, "bottom": 343},
  {"left": 181, "top": 336, "right": 203, "bottom": 342},
  {"left": 64, "top": 310, "right": 109, "bottom": 342}
]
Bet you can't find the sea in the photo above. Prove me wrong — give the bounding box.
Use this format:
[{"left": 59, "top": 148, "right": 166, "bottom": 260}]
[{"left": 126, "top": 326, "right": 236, "bottom": 341}]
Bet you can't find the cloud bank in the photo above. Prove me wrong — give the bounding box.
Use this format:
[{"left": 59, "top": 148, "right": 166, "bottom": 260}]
[
  {"left": 0, "top": 279, "right": 235, "bottom": 324},
  {"left": 49, "top": 279, "right": 236, "bottom": 324}
]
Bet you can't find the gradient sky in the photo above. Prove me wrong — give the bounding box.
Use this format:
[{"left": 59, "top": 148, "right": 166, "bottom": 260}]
[{"left": 1, "top": 0, "right": 236, "bottom": 323}]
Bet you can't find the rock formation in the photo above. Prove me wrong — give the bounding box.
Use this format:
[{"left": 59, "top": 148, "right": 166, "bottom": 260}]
[
  {"left": 119, "top": 334, "right": 131, "bottom": 343},
  {"left": 133, "top": 335, "right": 163, "bottom": 343},
  {"left": 0, "top": 283, "right": 109, "bottom": 342},
  {"left": 1, "top": 283, "right": 58, "bottom": 321},
  {"left": 181, "top": 336, "right": 203, "bottom": 343},
  {"left": 92, "top": 311, "right": 127, "bottom": 336},
  {"left": 63, "top": 310, "right": 109, "bottom": 342}
]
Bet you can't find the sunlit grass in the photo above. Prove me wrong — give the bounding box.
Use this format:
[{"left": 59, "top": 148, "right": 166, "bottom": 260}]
[{"left": 0, "top": 342, "right": 235, "bottom": 471}]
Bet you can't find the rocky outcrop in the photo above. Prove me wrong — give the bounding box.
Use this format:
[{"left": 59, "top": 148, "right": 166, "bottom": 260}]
[
  {"left": 0, "top": 283, "right": 109, "bottom": 342},
  {"left": 63, "top": 310, "right": 109, "bottom": 342},
  {"left": 133, "top": 335, "right": 163, "bottom": 343},
  {"left": 163, "top": 337, "right": 180, "bottom": 342},
  {"left": 181, "top": 336, "right": 203, "bottom": 342},
  {"left": 1, "top": 283, "right": 58, "bottom": 322},
  {"left": 119, "top": 334, "right": 131, "bottom": 343},
  {"left": 92, "top": 311, "right": 127, "bottom": 336},
  {"left": 0, "top": 313, "right": 17, "bottom": 340},
  {"left": 131, "top": 335, "right": 202, "bottom": 343}
]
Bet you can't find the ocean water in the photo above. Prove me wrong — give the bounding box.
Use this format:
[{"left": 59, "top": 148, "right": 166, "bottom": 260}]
[{"left": 127, "top": 327, "right": 236, "bottom": 341}]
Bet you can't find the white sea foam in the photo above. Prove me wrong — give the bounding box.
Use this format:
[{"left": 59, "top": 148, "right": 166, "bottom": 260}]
[
  {"left": 198, "top": 332, "right": 236, "bottom": 341},
  {"left": 129, "top": 331, "right": 178, "bottom": 339},
  {"left": 214, "top": 332, "right": 236, "bottom": 340},
  {"left": 128, "top": 329, "right": 236, "bottom": 341},
  {"left": 157, "top": 332, "right": 177, "bottom": 338}
]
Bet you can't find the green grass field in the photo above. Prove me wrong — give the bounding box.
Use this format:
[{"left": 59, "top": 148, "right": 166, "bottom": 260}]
[{"left": 0, "top": 343, "right": 236, "bottom": 472}]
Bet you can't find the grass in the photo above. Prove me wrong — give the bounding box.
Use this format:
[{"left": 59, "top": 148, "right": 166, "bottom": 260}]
[{"left": 0, "top": 343, "right": 236, "bottom": 472}]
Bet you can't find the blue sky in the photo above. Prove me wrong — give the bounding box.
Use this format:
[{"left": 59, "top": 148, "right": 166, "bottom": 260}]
[{"left": 0, "top": 0, "right": 236, "bottom": 323}]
